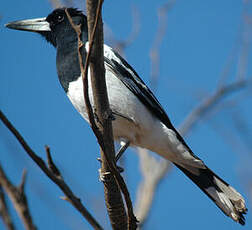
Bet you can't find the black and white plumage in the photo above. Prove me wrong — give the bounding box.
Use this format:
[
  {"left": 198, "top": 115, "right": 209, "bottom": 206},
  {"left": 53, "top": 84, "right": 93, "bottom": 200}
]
[{"left": 6, "top": 8, "right": 247, "bottom": 224}]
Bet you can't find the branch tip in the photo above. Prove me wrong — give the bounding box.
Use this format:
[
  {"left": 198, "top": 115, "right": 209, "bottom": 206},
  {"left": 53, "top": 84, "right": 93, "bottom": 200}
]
[
  {"left": 45, "top": 146, "right": 61, "bottom": 177},
  {"left": 18, "top": 169, "right": 27, "bottom": 194}
]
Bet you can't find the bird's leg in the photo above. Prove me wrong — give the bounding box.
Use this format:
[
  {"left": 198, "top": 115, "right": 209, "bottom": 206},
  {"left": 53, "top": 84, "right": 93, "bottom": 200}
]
[
  {"left": 97, "top": 139, "right": 130, "bottom": 178},
  {"left": 114, "top": 139, "right": 130, "bottom": 173},
  {"left": 115, "top": 139, "right": 130, "bottom": 162}
]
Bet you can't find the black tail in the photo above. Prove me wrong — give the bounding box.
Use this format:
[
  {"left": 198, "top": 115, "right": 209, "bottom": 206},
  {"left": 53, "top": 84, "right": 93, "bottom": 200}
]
[{"left": 175, "top": 163, "right": 247, "bottom": 225}]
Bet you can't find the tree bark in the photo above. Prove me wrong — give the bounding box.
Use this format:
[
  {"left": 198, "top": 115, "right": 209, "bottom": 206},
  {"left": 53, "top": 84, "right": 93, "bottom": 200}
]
[{"left": 85, "top": 1, "right": 128, "bottom": 229}]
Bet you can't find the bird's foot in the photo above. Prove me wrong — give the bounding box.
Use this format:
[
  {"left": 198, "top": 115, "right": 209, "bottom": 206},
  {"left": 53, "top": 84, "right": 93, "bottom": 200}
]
[
  {"left": 98, "top": 168, "right": 111, "bottom": 182},
  {"left": 97, "top": 158, "right": 124, "bottom": 177}
]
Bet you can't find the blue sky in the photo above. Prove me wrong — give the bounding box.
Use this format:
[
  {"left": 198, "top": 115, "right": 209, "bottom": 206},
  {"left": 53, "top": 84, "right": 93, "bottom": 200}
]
[{"left": 1, "top": 0, "right": 252, "bottom": 230}]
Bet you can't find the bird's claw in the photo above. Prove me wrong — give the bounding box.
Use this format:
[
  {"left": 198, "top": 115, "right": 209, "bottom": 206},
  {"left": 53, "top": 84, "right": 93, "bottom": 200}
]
[{"left": 98, "top": 168, "right": 111, "bottom": 182}]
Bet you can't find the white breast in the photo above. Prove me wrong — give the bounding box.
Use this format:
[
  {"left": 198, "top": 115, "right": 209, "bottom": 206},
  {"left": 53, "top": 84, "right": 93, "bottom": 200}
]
[
  {"left": 66, "top": 44, "right": 203, "bottom": 168},
  {"left": 66, "top": 67, "right": 156, "bottom": 145}
]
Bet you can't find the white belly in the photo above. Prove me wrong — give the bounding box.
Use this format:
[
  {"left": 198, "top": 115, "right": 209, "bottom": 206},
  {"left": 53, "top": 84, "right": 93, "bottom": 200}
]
[
  {"left": 66, "top": 70, "right": 204, "bottom": 168},
  {"left": 66, "top": 70, "right": 156, "bottom": 146}
]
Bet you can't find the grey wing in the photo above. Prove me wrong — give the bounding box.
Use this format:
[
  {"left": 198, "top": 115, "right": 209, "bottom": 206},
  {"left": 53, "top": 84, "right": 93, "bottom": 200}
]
[
  {"left": 104, "top": 48, "right": 171, "bottom": 128},
  {"left": 103, "top": 45, "right": 194, "bottom": 152}
]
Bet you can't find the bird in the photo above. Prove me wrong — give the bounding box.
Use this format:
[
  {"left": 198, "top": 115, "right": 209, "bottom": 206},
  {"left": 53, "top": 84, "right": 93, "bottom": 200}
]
[{"left": 6, "top": 7, "right": 247, "bottom": 225}]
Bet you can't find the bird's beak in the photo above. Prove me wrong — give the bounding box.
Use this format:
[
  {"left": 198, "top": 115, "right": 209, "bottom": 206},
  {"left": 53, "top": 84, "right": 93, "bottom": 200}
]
[{"left": 5, "top": 17, "right": 51, "bottom": 32}]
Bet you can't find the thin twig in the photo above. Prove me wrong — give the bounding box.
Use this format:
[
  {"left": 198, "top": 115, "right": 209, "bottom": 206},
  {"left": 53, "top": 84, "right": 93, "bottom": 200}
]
[
  {"left": 134, "top": 2, "right": 177, "bottom": 226},
  {"left": 48, "top": 0, "right": 73, "bottom": 8},
  {"left": 135, "top": 79, "right": 248, "bottom": 227},
  {"left": 0, "top": 186, "right": 15, "bottom": 230},
  {"left": 65, "top": 5, "right": 127, "bottom": 229},
  {"left": 45, "top": 146, "right": 61, "bottom": 178},
  {"left": 208, "top": 118, "right": 251, "bottom": 157},
  {"left": 85, "top": 1, "right": 137, "bottom": 228},
  {"left": 106, "top": 5, "right": 140, "bottom": 55},
  {"left": 150, "top": 0, "right": 176, "bottom": 91},
  {"left": 66, "top": 2, "right": 137, "bottom": 229},
  {"left": 134, "top": 148, "right": 172, "bottom": 226},
  {"left": 0, "top": 165, "right": 36, "bottom": 230},
  {"left": 232, "top": 111, "right": 252, "bottom": 150},
  {"left": 179, "top": 80, "right": 247, "bottom": 136},
  {"left": 48, "top": 0, "right": 62, "bottom": 8},
  {"left": 18, "top": 170, "right": 27, "bottom": 195},
  {"left": 0, "top": 110, "right": 103, "bottom": 230},
  {"left": 236, "top": 0, "right": 252, "bottom": 81}
]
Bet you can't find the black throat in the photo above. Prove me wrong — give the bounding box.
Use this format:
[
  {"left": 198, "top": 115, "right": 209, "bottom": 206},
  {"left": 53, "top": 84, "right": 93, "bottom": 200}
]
[{"left": 56, "top": 29, "right": 88, "bottom": 93}]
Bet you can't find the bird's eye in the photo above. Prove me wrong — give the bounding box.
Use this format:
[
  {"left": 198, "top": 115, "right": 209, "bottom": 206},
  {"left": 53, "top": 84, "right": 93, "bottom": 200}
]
[{"left": 57, "top": 15, "right": 64, "bottom": 22}]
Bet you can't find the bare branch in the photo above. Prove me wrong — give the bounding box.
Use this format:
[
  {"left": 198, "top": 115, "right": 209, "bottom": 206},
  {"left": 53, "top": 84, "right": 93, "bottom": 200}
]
[
  {"left": 236, "top": 0, "right": 252, "bottom": 81},
  {"left": 0, "top": 165, "right": 36, "bottom": 230},
  {"left": 85, "top": 1, "right": 137, "bottom": 226},
  {"left": 135, "top": 79, "right": 249, "bottom": 226},
  {"left": 48, "top": 0, "right": 63, "bottom": 8},
  {"left": 0, "top": 110, "right": 103, "bottom": 230},
  {"left": 150, "top": 0, "right": 176, "bottom": 91},
  {"left": 134, "top": 2, "right": 178, "bottom": 226},
  {"left": 0, "top": 186, "right": 15, "bottom": 230},
  {"left": 208, "top": 118, "right": 251, "bottom": 157},
  {"left": 65, "top": 5, "right": 128, "bottom": 229},
  {"left": 134, "top": 0, "right": 251, "bottom": 224},
  {"left": 232, "top": 111, "right": 252, "bottom": 150},
  {"left": 45, "top": 146, "right": 61, "bottom": 178},
  {"left": 18, "top": 170, "right": 27, "bottom": 195},
  {"left": 134, "top": 149, "right": 172, "bottom": 226},
  {"left": 179, "top": 80, "right": 247, "bottom": 136},
  {"left": 48, "top": 0, "right": 74, "bottom": 8},
  {"left": 66, "top": 1, "right": 137, "bottom": 228},
  {"left": 107, "top": 5, "right": 140, "bottom": 55}
]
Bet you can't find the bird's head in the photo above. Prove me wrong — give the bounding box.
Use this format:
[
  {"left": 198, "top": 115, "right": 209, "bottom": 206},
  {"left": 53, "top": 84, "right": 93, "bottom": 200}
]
[{"left": 5, "top": 8, "right": 88, "bottom": 47}]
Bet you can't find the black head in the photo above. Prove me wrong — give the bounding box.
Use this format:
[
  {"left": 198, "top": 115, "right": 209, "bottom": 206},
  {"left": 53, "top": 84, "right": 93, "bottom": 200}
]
[
  {"left": 6, "top": 8, "right": 88, "bottom": 47},
  {"left": 44, "top": 8, "right": 88, "bottom": 47}
]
